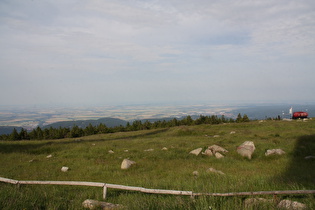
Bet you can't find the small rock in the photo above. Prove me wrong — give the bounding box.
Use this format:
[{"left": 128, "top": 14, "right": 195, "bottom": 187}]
[
  {"left": 265, "top": 149, "right": 285, "bottom": 156},
  {"left": 214, "top": 152, "right": 224, "bottom": 159},
  {"left": 29, "top": 159, "right": 35, "bottom": 163},
  {"left": 61, "top": 166, "right": 69, "bottom": 172},
  {"left": 46, "top": 154, "right": 53, "bottom": 158},
  {"left": 162, "top": 147, "right": 168, "bottom": 151},
  {"left": 230, "top": 131, "right": 236, "bottom": 134},
  {"left": 189, "top": 148, "right": 203, "bottom": 156},
  {"left": 192, "top": 171, "right": 199, "bottom": 176},
  {"left": 237, "top": 141, "right": 255, "bottom": 159},
  {"left": 144, "top": 148, "right": 154, "bottom": 152},
  {"left": 202, "top": 148, "right": 213, "bottom": 156},
  {"left": 82, "top": 199, "right": 121, "bottom": 209},
  {"left": 305, "top": 156, "right": 315, "bottom": 160},
  {"left": 92, "top": 143, "right": 96, "bottom": 146},
  {"left": 121, "top": 159, "right": 136, "bottom": 169},
  {"left": 277, "top": 199, "right": 306, "bottom": 210},
  {"left": 108, "top": 150, "right": 114, "bottom": 154},
  {"left": 208, "top": 145, "right": 228, "bottom": 153},
  {"left": 213, "top": 135, "right": 220, "bottom": 138},
  {"left": 207, "top": 167, "right": 225, "bottom": 175},
  {"left": 244, "top": 198, "right": 273, "bottom": 208},
  {"left": 124, "top": 150, "right": 129, "bottom": 152}
]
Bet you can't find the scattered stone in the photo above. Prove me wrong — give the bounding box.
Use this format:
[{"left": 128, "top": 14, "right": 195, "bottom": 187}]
[
  {"left": 92, "top": 143, "right": 96, "bottom": 146},
  {"left": 192, "top": 171, "right": 199, "bottom": 176},
  {"left": 202, "top": 148, "right": 213, "bottom": 156},
  {"left": 46, "top": 154, "right": 53, "bottom": 158},
  {"left": 61, "top": 166, "right": 69, "bottom": 172},
  {"left": 265, "top": 149, "right": 285, "bottom": 156},
  {"left": 206, "top": 167, "right": 225, "bottom": 175},
  {"left": 283, "top": 118, "right": 293, "bottom": 121},
  {"left": 121, "top": 159, "right": 136, "bottom": 169},
  {"left": 108, "top": 150, "right": 114, "bottom": 154},
  {"left": 124, "top": 150, "right": 129, "bottom": 152},
  {"left": 230, "top": 131, "right": 236, "bottom": 134},
  {"left": 29, "top": 159, "right": 35, "bottom": 163},
  {"left": 244, "top": 198, "right": 273, "bottom": 208},
  {"left": 305, "top": 156, "right": 315, "bottom": 160},
  {"left": 208, "top": 145, "right": 228, "bottom": 153},
  {"left": 144, "top": 149, "right": 154, "bottom": 152},
  {"left": 213, "top": 135, "right": 220, "bottom": 138},
  {"left": 259, "top": 120, "right": 265, "bottom": 123},
  {"left": 237, "top": 141, "right": 255, "bottom": 159},
  {"left": 162, "top": 147, "right": 168, "bottom": 151},
  {"left": 82, "top": 199, "right": 122, "bottom": 209},
  {"left": 277, "top": 199, "right": 306, "bottom": 210},
  {"left": 189, "top": 148, "right": 203, "bottom": 156},
  {"left": 214, "top": 152, "right": 224, "bottom": 159}
]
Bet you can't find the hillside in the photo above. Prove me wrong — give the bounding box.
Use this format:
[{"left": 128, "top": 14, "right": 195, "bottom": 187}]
[
  {"left": 0, "top": 126, "right": 23, "bottom": 135},
  {"left": 0, "top": 120, "right": 315, "bottom": 209}
]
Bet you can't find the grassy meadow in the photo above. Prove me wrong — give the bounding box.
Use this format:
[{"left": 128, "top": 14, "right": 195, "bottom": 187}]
[{"left": 0, "top": 120, "right": 315, "bottom": 209}]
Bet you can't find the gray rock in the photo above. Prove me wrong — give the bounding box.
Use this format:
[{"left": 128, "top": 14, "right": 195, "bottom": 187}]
[
  {"left": 265, "top": 149, "right": 285, "bottom": 156},
  {"left": 214, "top": 152, "right": 224, "bottom": 159},
  {"left": 305, "top": 156, "right": 315, "bottom": 160},
  {"left": 192, "top": 171, "right": 199, "bottom": 176},
  {"left": 277, "top": 199, "right": 306, "bottom": 210},
  {"left": 208, "top": 145, "right": 228, "bottom": 153},
  {"left": 189, "top": 148, "right": 203, "bottom": 156},
  {"left": 202, "top": 148, "right": 213, "bottom": 156},
  {"left": 207, "top": 167, "right": 225, "bottom": 175},
  {"left": 121, "top": 159, "right": 136, "bottom": 169},
  {"left": 61, "top": 166, "right": 69, "bottom": 172},
  {"left": 144, "top": 148, "right": 154, "bottom": 152},
  {"left": 82, "top": 199, "right": 122, "bottom": 209},
  {"left": 244, "top": 198, "right": 273, "bottom": 208},
  {"left": 237, "top": 141, "right": 255, "bottom": 159},
  {"left": 108, "top": 150, "right": 114, "bottom": 154}
]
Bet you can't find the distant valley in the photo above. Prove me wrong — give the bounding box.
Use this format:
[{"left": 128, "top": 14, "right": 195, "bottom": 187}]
[{"left": 0, "top": 103, "right": 314, "bottom": 135}]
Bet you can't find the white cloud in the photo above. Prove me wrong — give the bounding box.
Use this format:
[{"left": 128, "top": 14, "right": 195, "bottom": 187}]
[{"left": 0, "top": 0, "right": 314, "bottom": 105}]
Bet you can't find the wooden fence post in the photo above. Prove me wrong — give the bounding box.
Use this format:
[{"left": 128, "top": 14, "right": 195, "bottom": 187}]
[{"left": 103, "top": 184, "right": 107, "bottom": 200}]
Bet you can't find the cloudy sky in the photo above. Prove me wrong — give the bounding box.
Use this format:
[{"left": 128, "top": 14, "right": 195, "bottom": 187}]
[{"left": 1, "top": 0, "right": 314, "bottom": 106}]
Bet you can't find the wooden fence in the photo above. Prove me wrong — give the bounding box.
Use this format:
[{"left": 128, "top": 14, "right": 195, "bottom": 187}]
[{"left": 1, "top": 177, "right": 315, "bottom": 200}]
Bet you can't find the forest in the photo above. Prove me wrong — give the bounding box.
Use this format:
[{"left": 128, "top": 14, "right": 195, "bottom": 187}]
[{"left": 0, "top": 114, "right": 250, "bottom": 141}]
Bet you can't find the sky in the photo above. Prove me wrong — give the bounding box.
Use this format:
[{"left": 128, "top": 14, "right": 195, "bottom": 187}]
[{"left": 0, "top": 0, "right": 315, "bottom": 107}]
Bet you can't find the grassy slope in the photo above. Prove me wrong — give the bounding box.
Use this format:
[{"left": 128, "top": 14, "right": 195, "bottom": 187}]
[{"left": 0, "top": 120, "right": 315, "bottom": 209}]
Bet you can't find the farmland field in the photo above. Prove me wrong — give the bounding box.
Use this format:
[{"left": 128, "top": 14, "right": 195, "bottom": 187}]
[{"left": 0, "top": 119, "right": 315, "bottom": 209}]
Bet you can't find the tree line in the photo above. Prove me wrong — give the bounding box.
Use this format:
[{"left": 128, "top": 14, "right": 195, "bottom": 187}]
[{"left": 0, "top": 114, "right": 250, "bottom": 141}]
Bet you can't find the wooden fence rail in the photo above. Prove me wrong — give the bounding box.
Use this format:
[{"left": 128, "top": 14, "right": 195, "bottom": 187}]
[{"left": 1, "top": 177, "right": 315, "bottom": 200}]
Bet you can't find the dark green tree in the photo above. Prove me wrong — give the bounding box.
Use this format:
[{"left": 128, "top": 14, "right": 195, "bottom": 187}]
[
  {"left": 242, "top": 114, "right": 250, "bottom": 122},
  {"left": 236, "top": 113, "right": 243, "bottom": 123},
  {"left": 10, "top": 128, "right": 20, "bottom": 140},
  {"left": 19, "top": 128, "right": 29, "bottom": 140}
]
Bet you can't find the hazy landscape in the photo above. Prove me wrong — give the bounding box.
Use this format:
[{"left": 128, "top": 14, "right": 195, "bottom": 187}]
[{"left": 0, "top": 103, "right": 313, "bottom": 130}]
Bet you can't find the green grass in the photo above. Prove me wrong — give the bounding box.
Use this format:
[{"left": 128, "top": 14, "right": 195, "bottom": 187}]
[{"left": 1, "top": 120, "right": 315, "bottom": 209}]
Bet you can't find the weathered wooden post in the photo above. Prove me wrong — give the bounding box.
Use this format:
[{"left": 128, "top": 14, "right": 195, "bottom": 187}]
[{"left": 103, "top": 184, "right": 107, "bottom": 200}]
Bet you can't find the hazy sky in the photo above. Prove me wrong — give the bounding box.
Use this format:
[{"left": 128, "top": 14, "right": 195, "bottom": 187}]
[{"left": 1, "top": 0, "right": 314, "bottom": 106}]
